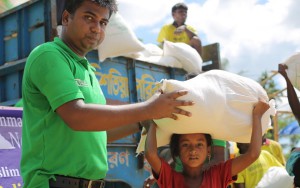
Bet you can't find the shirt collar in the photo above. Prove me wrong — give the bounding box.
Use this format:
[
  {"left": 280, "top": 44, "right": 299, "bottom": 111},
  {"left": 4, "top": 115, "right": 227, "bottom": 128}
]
[
  {"left": 54, "top": 37, "right": 96, "bottom": 71},
  {"left": 54, "top": 37, "right": 84, "bottom": 61}
]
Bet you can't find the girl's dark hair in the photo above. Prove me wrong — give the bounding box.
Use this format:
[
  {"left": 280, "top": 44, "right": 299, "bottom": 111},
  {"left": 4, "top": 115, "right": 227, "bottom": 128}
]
[
  {"left": 170, "top": 133, "right": 212, "bottom": 163},
  {"left": 293, "top": 157, "right": 300, "bottom": 187},
  {"left": 64, "top": 0, "right": 118, "bottom": 17}
]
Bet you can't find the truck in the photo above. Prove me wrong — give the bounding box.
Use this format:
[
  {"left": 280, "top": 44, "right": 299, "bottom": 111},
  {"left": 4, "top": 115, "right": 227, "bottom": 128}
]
[{"left": 0, "top": 0, "right": 221, "bottom": 187}]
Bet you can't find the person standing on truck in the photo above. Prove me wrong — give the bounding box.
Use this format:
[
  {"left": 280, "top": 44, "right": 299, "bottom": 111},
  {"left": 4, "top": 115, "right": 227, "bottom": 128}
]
[
  {"left": 157, "top": 2, "right": 203, "bottom": 56},
  {"left": 20, "top": 0, "right": 195, "bottom": 188},
  {"left": 145, "top": 99, "right": 270, "bottom": 188},
  {"left": 278, "top": 63, "right": 300, "bottom": 124}
]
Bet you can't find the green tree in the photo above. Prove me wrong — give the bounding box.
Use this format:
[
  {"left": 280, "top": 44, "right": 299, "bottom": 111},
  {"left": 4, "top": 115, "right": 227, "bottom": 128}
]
[
  {"left": 220, "top": 58, "right": 229, "bottom": 70},
  {"left": 258, "top": 71, "right": 283, "bottom": 101}
]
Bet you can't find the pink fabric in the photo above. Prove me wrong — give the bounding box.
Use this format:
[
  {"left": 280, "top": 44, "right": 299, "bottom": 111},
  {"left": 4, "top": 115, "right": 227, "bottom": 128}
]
[{"left": 157, "top": 158, "right": 236, "bottom": 188}]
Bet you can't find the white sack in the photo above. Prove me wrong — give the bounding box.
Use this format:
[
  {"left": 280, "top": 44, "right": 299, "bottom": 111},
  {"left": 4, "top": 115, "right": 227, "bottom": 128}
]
[
  {"left": 256, "top": 167, "right": 293, "bottom": 188},
  {"left": 283, "top": 52, "right": 300, "bottom": 90},
  {"left": 98, "top": 12, "right": 145, "bottom": 61},
  {"left": 124, "top": 43, "right": 183, "bottom": 68},
  {"left": 163, "top": 41, "right": 203, "bottom": 74},
  {"left": 137, "top": 70, "right": 275, "bottom": 153}
]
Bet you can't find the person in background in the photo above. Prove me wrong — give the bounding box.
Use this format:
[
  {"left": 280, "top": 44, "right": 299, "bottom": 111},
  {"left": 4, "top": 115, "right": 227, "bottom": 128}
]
[
  {"left": 20, "top": 0, "right": 194, "bottom": 187},
  {"left": 157, "top": 2, "right": 203, "bottom": 56},
  {"left": 286, "top": 147, "right": 300, "bottom": 188},
  {"left": 234, "top": 143, "right": 284, "bottom": 188},
  {"left": 145, "top": 100, "right": 270, "bottom": 188},
  {"left": 285, "top": 147, "right": 300, "bottom": 176},
  {"left": 278, "top": 64, "right": 300, "bottom": 123},
  {"left": 261, "top": 133, "right": 286, "bottom": 165}
]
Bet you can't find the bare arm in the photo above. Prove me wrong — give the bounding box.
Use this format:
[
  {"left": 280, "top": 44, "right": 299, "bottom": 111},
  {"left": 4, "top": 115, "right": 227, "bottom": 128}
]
[
  {"left": 231, "top": 100, "right": 270, "bottom": 176},
  {"left": 278, "top": 64, "right": 300, "bottom": 122},
  {"left": 174, "top": 25, "right": 196, "bottom": 39},
  {"left": 145, "top": 122, "right": 162, "bottom": 177},
  {"left": 107, "top": 123, "right": 139, "bottom": 142},
  {"left": 56, "top": 90, "right": 194, "bottom": 131},
  {"left": 174, "top": 25, "right": 202, "bottom": 56}
]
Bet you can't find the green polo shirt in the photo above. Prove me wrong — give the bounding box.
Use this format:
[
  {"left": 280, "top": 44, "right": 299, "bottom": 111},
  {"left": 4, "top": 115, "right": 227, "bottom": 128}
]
[{"left": 21, "top": 37, "right": 107, "bottom": 188}]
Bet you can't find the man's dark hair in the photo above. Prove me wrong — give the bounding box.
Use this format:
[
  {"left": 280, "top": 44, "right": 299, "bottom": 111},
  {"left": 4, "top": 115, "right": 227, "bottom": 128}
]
[
  {"left": 169, "top": 133, "right": 212, "bottom": 163},
  {"left": 172, "top": 2, "right": 188, "bottom": 13},
  {"left": 64, "top": 0, "right": 118, "bottom": 17}
]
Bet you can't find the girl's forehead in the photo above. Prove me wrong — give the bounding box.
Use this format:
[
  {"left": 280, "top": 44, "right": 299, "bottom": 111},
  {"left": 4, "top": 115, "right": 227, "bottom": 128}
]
[{"left": 179, "top": 133, "right": 206, "bottom": 141}]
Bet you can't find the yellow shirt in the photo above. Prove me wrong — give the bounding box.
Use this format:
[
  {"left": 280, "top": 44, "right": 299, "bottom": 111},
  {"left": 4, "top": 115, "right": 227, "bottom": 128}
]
[
  {"left": 235, "top": 150, "right": 284, "bottom": 188},
  {"left": 157, "top": 24, "right": 197, "bottom": 44},
  {"left": 261, "top": 138, "right": 286, "bottom": 165}
]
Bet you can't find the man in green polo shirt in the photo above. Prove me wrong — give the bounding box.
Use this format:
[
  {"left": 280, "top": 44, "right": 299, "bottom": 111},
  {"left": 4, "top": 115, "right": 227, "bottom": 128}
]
[{"left": 20, "top": 1, "right": 194, "bottom": 188}]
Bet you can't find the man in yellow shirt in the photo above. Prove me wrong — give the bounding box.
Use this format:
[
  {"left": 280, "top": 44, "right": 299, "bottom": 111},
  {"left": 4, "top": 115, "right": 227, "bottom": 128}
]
[
  {"left": 261, "top": 135, "right": 286, "bottom": 165},
  {"left": 234, "top": 143, "right": 283, "bottom": 188},
  {"left": 157, "top": 3, "right": 202, "bottom": 56}
]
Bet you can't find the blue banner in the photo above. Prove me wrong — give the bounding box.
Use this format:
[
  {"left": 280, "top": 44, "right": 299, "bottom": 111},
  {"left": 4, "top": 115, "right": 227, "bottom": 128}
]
[{"left": 0, "top": 107, "right": 23, "bottom": 188}]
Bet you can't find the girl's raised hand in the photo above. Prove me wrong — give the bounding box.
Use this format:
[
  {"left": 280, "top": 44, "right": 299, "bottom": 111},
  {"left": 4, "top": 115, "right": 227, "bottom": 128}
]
[{"left": 253, "top": 99, "right": 270, "bottom": 119}]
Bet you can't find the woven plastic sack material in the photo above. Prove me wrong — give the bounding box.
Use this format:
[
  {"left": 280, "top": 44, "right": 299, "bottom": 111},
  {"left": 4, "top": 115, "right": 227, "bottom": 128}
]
[
  {"left": 137, "top": 70, "right": 276, "bottom": 153},
  {"left": 256, "top": 167, "right": 293, "bottom": 188},
  {"left": 283, "top": 52, "right": 300, "bottom": 90},
  {"left": 98, "top": 12, "right": 145, "bottom": 61},
  {"left": 163, "top": 41, "right": 203, "bottom": 74}
]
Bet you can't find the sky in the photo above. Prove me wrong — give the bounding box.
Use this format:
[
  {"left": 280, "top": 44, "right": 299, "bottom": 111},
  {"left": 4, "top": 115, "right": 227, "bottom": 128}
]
[{"left": 117, "top": 0, "right": 300, "bottom": 82}]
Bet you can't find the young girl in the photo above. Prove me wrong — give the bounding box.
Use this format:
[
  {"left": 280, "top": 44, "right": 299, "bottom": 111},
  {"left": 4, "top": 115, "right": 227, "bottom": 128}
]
[{"left": 145, "top": 99, "right": 270, "bottom": 188}]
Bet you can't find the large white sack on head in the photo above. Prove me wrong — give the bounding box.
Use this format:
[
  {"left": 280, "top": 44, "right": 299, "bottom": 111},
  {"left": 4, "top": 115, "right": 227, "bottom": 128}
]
[
  {"left": 163, "top": 41, "right": 202, "bottom": 74},
  {"left": 137, "top": 70, "right": 276, "bottom": 153},
  {"left": 98, "top": 12, "right": 145, "bottom": 61},
  {"left": 256, "top": 167, "right": 293, "bottom": 188},
  {"left": 283, "top": 52, "right": 300, "bottom": 90}
]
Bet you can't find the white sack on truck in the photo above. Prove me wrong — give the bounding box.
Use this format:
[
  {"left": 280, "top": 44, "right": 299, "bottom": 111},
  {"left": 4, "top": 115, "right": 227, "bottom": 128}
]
[
  {"left": 282, "top": 52, "right": 300, "bottom": 90},
  {"left": 136, "top": 70, "right": 276, "bottom": 153},
  {"left": 124, "top": 43, "right": 183, "bottom": 69},
  {"left": 163, "top": 40, "right": 203, "bottom": 74},
  {"left": 98, "top": 12, "right": 145, "bottom": 61}
]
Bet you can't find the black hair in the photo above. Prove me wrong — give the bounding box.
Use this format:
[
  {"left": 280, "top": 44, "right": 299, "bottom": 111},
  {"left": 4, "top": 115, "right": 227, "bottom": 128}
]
[
  {"left": 170, "top": 133, "right": 212, "bottom": 163},
  {"left": 172, "top": 2, "right": 188, "bottom": 13},
  {"left": 64, "top": 0, "right": 118, "bottom": 17},
  {"left": 294, "top": 157, "right": 300, "bottom": 187}
]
